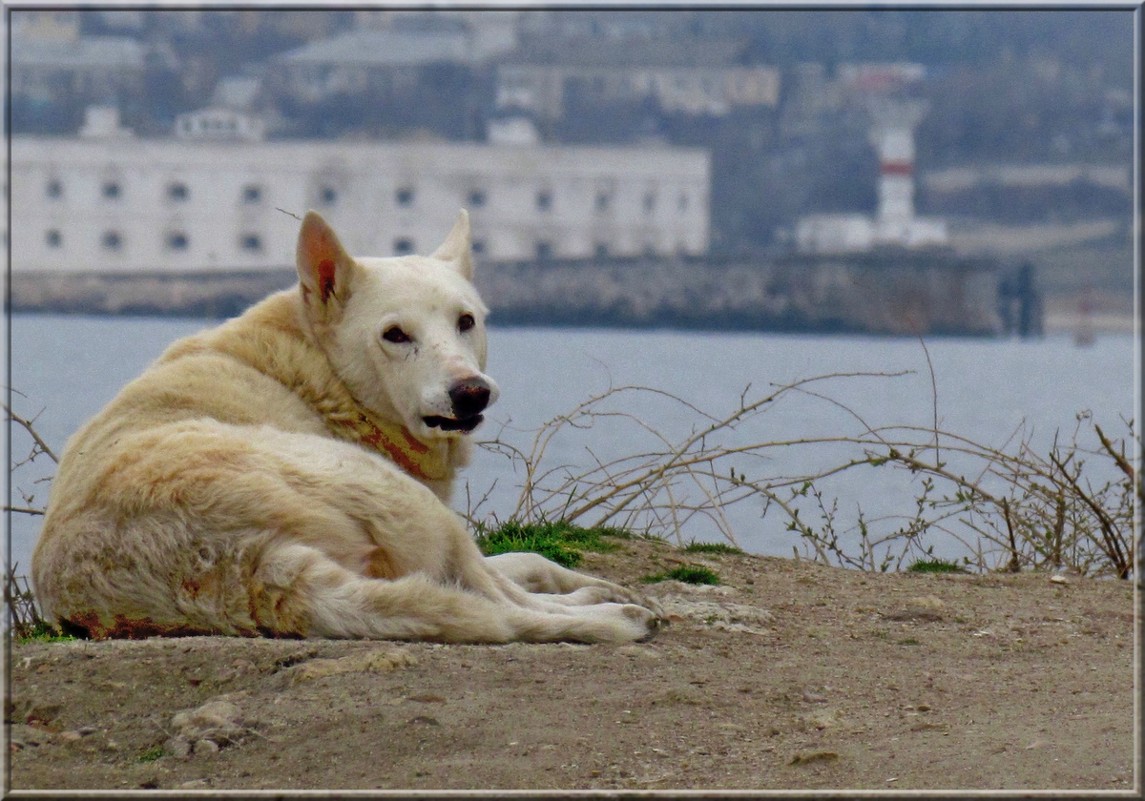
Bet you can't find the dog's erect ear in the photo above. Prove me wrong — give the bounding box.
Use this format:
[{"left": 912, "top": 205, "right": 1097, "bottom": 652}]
[
  {"left": 430, "top": 209, "right": 474, "bottom": 280},
  {"left": 297, "top": 210, "right": 355, "bottom": 319}
]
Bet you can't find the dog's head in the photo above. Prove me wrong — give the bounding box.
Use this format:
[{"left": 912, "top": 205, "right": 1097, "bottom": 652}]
[{"left": 295, "top": 210, "right": 498, "bottom": 440}]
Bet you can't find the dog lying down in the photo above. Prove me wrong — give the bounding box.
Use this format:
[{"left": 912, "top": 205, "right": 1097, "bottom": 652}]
[{"left": 31, "top": 210, "right": 664, "bottom": 643}]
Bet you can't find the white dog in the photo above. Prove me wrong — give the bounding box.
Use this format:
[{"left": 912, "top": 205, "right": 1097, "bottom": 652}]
[{"left": 31, "top": 210, "right": 662, "bottom": 643}]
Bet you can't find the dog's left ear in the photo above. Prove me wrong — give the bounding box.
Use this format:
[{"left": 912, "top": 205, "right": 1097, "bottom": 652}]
[
  {"left": 430, "top": 209, "right": 474, "bottom": 280},
  {"left": 297, "top": 210, "right": 356, "bottom": 321}
]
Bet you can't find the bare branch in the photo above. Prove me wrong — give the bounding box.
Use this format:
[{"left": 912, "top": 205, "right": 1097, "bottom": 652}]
[{"left": 3, "top": 402, "right": 59, "bottom": 463}]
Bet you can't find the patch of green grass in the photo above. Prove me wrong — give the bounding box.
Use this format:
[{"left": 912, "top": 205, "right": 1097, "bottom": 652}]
[
  {"left": 642, "top": 565, "right": 721, "bottom": 585},
  {"left": 474, "top": 519, "right": 624, "bottom": 568},
  {"left": 137, "top": 746, "right": 165, "bottom": 763},
  {"left": 13, "top": 621, "right": 77, "bottom": 644},
  {"left": 906, "top": 558, "right": 967, "bottom": 574},
  {"left": 682, "top": 541, "right": 743, "bottom": 556}
]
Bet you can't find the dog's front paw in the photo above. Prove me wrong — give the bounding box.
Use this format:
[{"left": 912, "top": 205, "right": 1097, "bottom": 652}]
[
  {"left": 578, "top": 583, "right": 665, "bottom": 620},
  {"left": 635, "top": 593, "right": 665, "bottom": 621},
  {"left": 612, "top": 586, "right": 665, "bottom": 621},
  {"left": 620, "top": 603, "right": 664, "bottom": 642}
]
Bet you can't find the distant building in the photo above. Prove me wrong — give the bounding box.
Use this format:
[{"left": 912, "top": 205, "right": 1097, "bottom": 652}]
[
  {"left": 174, "top": 107, "right": 267, "bottom": 142},
  {"left": 486, "top": 114, "right": 542, "bottom": 146},
  {"left": 172, "top": 74, "right": 278, "bottom": 142},
  {"left": 9, "top": 9, "right": 82, "bottom": 42},
  {"left": 496, "top": 38, "right": 780, "bottom": 120},
  {"left": 10, "top": 134, "right": 710, "bottom": 273},
  {"left": 78, "top": 105, "right": 134, "bottom": 139},
  {"left": 352, "top": 10, "right": 521, "bottom": 62},
  {"left": 267, "top": 25, "right": 478, "bottom": 105},
  {"left": 9, "top": 28, "right": 146, "bottom": 106},
  {"left": 836, "top": 62, "right": 926, "bottom": 94}
]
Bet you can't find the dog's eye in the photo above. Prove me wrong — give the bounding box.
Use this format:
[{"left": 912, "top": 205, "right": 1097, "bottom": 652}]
[
  {"left": 458, "top": 313, "right": 475, "bottom": 333},
  {"left": 382, "top": 326, "right": 411, "bottom": 344}
]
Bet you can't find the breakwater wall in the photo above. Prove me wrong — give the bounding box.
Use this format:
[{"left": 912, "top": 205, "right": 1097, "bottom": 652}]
[{"left": 9, "top": 250, "right": 1004, "bottom": 337}]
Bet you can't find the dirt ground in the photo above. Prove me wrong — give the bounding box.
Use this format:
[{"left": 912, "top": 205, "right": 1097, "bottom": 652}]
[{"left": 5, "top": 537, "right": 1138, "bottom": 794}]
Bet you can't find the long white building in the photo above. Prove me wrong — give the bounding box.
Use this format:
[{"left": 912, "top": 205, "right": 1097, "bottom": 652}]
[{"left": 10, "top": 131, "right": 709, "bottom": 273}]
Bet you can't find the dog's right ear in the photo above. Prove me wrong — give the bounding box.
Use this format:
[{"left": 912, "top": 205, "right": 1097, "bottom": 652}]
[{"left": 297, "top": 210, "right": 355, "bottom": 322}]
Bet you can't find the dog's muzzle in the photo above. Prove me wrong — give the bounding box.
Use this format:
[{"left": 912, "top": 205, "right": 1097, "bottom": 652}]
[{"left": 423, "top": 377, "right": 493, "bottom": 433}]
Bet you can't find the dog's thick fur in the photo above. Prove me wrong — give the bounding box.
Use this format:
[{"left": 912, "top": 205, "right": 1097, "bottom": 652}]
[{"left": 31, "top": 211, "right": 662, "bottom": 643}]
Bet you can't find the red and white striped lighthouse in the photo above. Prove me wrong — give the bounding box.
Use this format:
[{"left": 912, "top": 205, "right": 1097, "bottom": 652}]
[{"left": 868, "top": 99, "right": 927, "bottom": 241}]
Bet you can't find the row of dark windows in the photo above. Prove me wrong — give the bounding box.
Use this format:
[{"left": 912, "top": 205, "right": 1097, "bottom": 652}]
[
  {"left": 44, "top": 229, "right": 266, "bottom": 254},
  {"left": 41, "top": 180, "right": 691, "bottom": 214},
  {"left": 46, "top": 179, "right": 270, "bottom": 205},
  {"left": 40, "top": 229, "right": 667, "bottom": 259},
  {"left": 42, "top": 230, "right": 477, "bottom": 256},
  {"left": 45, "top": 179, "right": 268, "bottom": 204}
]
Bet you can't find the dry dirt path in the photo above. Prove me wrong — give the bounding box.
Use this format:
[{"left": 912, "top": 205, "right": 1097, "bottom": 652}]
[{"left": 6, "top": 538, "right": 1137, "bottom": 794}]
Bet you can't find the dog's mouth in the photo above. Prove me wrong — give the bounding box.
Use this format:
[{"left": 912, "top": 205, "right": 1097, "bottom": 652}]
[{"left": 422, "top": 414, "right": 484, "bottom": 434}]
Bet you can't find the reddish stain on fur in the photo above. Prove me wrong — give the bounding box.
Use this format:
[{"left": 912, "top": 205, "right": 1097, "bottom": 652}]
[
  {"left": 354, "top": 420, "right": 431, "bottom": 480},
  {"left": 64, "top": 611, "right": 217, "bottom": 640},
  {"left": 317, "top": 258, "right": 337, "bottom": 302}
]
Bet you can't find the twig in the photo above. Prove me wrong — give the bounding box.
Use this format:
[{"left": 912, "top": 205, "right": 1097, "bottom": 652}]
[
  {"left": 4, "top": 505, "right": 45, "bottom": 517},
  {"left": 1094, "top": 423, "right": 1140, "bottom": 500},
  {"left": 1001, "top": 498, "right": 1020, "bottom": 573},
  {"left": 917, "top": 335, "right": 941, "bottom": 467},
  {"left": 3, "top": 402, "right": 59, "bottom": 463}
]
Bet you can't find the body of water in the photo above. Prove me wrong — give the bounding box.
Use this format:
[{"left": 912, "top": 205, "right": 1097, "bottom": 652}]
[{"left": 7, "top": 314, "right": 1137, "bottom": 574}]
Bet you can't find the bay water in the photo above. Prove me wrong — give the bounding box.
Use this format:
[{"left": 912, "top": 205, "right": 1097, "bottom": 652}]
[{"left": 6, "top": 314, "right": 1137, "bottom": 574}]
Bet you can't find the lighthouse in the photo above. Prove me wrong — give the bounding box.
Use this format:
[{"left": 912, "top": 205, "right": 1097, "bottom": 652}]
[
  {"left": 866, "top": 98, "right": 948, "bottom": 248},
  {"left": 796, "top": 97, "right": 948, "bottom": 254},
  {"left": 870, "top": 101, "right": 923, "bottom": 243}
]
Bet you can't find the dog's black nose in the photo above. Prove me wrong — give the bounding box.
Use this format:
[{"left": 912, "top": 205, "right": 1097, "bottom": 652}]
[{"left": 449, "top": 378, "right": 492, "bottom": 418}]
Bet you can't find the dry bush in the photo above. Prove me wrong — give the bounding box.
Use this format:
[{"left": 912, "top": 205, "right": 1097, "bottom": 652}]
[
  {"left": 470, "top": 371, "right": 1138, "bottom": 579},
  {"left": 5, "top": 395, "right": 57, "bottom": 635}
]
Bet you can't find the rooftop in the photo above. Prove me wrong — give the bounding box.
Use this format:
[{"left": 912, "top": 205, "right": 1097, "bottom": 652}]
[
  {"left": 273, "top": 28, "right": 471, "bottom": 68},
  {"left": 11, "top": 35, "right": 145, "bottom": 69}
]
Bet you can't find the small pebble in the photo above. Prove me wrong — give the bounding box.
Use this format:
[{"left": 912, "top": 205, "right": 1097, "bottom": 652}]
[{"left": 193, "top": 739, "right": 220, "bottom": 756}]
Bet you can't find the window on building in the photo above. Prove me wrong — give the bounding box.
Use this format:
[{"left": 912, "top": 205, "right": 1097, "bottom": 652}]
[
  {"left": 46, "top": 179, "right": 62, "bottom": 199},
  {"left": 594, "top": 243, "right": 610, "bottom": 259},
  {"left": 167, "top": 182, "right": 189, "bottom": 201},
  {"left": 319, "top": 186, "right": 338, "bottom": 205},
  {"left": 166, "top": 232, "right": 189, "bottom": 251},
  {"left": 536, "top": 190, "right": 552, "bottom": 212},
  {"left": 242, "top": 184, "right": 262, "bottom": 204},
  {"left": 46, "top": 229, "right": 62, "bottom": 248},
  {"left": 535, "top": 241, "right": 553, "bottom": 260},
  {"left": 643, "top": 192, "right": 656, "bottom": 213},
  {"left": 471, "top": 239, "right": 487, "bottom": 255},
  {"left": 102, "top": 181, "right": 121, "bottom": 200},
  {"left": 678, "top": 193, "right": 690, "bottom": 212},
  {"left": 102, "top": 231, "right": 122, "bottom": 251},
  {"left": 396, "top": 187, "right": 415, "bottom": 207},
  {"left": 240, "top": 233, "right": 262, "bottom": 252},
  {"left": 595, "top": 192, "right": 611, "bottom": 212},
  {"left": 394, "top": 238, "right": 414, "bottom": 255},
  {"left": 467, "top": 189, "right": 486, "bottom": 208}
]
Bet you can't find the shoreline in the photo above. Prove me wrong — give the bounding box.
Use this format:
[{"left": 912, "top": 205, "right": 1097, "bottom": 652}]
[{"left": 8, "top": 250, "right": 1006, "bottom": 337}]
